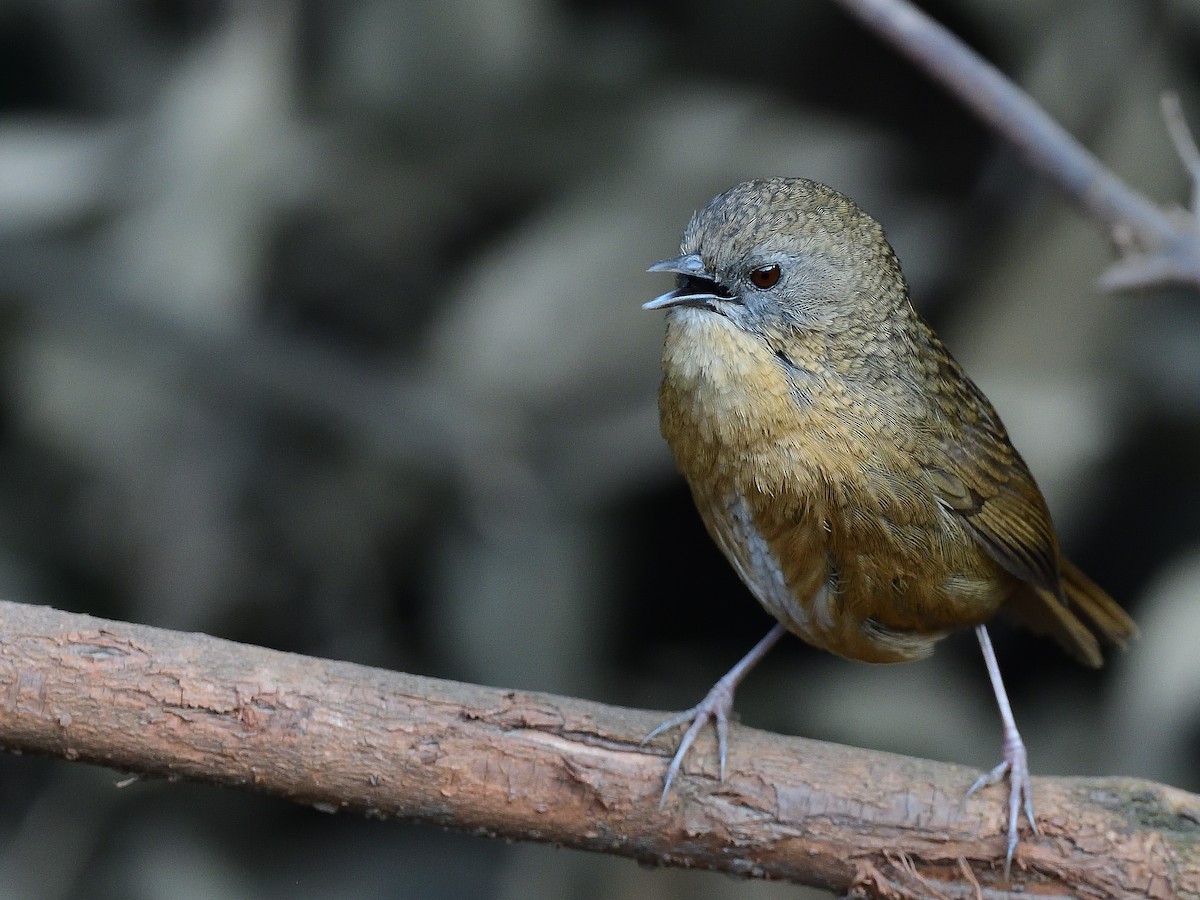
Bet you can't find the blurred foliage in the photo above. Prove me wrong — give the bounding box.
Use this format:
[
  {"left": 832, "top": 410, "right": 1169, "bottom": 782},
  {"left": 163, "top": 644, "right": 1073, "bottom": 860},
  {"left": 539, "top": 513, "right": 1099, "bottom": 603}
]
[{"left": 0, "top": 0, "right": 1198, "bottom": 898}]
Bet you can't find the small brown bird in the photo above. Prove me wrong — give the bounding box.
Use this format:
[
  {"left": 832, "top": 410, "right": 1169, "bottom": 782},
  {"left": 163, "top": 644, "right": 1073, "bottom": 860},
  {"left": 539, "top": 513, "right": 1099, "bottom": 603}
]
[{"left": 643, "top": 177, "right": 1136, "bottom": 875}]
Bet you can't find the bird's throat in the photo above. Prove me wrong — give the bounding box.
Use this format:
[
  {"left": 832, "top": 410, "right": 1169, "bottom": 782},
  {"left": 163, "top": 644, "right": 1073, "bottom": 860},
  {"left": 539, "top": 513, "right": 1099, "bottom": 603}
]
[{"left": 659, "top": 309, "right": 812, "bottom": 456}]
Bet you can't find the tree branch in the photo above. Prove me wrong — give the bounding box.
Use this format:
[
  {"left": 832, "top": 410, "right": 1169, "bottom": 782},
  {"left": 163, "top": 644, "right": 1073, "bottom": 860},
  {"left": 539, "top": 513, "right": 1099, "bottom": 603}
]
[
  {"left": 0, "top": 600, "right": 1195, "bottom": 898},
  {"left": 831, "top": 0, "right": 1200, "bottom": 292}
]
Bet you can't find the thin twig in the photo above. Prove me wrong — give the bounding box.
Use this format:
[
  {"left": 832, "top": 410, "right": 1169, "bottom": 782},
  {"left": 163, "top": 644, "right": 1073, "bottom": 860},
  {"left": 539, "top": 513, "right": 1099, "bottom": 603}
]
[
  {"left": 1162, "top": 91, "right": 1200, "bottom": 214},
  {"left": 958, "top": 857, "right": 984, "bottom": 900},
  {"left": 832, "top": 0, "right": 1200, "bottom": 292}
]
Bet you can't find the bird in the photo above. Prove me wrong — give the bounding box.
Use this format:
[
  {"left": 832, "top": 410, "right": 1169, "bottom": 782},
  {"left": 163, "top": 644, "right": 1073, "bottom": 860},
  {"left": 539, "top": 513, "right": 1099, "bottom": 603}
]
[{"left": 642, "top": 177, "right": 1136, "bottom": 876}]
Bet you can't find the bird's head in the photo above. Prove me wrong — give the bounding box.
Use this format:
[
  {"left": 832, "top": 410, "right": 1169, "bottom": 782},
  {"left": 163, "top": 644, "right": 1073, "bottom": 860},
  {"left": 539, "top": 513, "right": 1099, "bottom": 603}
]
[{"left": 645, "top": 177, "right": 911, "bottom": 339}]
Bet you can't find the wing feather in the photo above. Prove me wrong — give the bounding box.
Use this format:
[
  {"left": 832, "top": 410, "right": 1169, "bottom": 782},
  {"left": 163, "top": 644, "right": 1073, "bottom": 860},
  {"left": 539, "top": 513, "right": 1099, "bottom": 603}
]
[{"left": 918, "top": 332, "right": 1061, "bottom": 597}]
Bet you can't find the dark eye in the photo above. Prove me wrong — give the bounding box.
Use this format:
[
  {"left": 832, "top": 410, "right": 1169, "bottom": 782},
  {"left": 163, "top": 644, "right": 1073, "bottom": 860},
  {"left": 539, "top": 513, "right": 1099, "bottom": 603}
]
[{"left": 749, "top": 264, "right": 781, "bottom": 289}]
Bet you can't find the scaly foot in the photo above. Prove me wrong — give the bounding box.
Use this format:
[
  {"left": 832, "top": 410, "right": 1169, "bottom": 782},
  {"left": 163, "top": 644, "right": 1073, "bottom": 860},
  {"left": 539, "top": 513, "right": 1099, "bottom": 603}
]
[
  {"left": 643, "top": 675, "right": 738, "bottom": 807},
  {"left": 966, "top": 727, "right": 1038, "bottom": 878},
  {"left": 643, "top": 623, "right": 786, "bottom": 806},
  {"left": 971, "top": 625, "right": 1039, "bottom": 878}
]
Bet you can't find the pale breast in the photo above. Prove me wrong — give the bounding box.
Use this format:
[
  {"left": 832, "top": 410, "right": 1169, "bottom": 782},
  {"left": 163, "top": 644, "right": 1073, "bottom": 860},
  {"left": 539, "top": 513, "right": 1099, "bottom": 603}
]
[{"left": 659, "top": 309, "right": 802, "bottom": 454}]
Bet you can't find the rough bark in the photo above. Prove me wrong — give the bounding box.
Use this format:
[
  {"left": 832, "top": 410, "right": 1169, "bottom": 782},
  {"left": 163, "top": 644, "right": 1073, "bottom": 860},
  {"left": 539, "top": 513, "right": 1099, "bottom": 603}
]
[{"left": 0, "top": 600, "right": 1195, "bottom": 898}]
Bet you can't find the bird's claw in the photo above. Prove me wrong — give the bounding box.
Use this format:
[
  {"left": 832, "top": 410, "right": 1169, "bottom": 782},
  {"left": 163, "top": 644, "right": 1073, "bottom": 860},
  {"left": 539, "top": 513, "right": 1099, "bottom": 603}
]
[
  {"left": 641, "top": 625, "right": 786, "bottom": 808},
  {"left": 642, "top": 676, "right": 737, "bottom": 807},
  {"left": 966, "top": 734, "right": 1038, "bottom": 879}
]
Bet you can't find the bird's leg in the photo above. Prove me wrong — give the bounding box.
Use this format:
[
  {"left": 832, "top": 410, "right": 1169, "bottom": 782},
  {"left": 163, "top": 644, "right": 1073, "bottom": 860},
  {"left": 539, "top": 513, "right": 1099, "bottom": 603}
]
[
  {"left": 966, "top": 624, "right": 1039, "bottom": 878},
  {"left": 643, "top": 622, "right": 786, "bottom": 807}
]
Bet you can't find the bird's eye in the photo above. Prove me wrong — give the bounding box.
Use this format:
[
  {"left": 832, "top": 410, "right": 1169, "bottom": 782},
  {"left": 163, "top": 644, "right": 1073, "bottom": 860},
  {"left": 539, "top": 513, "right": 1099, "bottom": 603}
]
[{"left": 749, "top": 264, "right": 781, "bottom": 289}]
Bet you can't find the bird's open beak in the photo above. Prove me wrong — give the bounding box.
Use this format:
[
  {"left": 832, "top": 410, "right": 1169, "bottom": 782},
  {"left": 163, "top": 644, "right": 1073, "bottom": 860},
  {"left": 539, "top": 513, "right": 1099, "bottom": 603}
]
[{"left": 643, "top": 254, "right": 732, "bottom": 311}]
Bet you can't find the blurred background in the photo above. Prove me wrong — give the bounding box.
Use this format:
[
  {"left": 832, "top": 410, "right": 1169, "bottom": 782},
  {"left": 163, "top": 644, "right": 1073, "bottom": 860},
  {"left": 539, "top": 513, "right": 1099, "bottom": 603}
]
[{"left": 0, "top": 0, "right": 1197, "bottom": 897}]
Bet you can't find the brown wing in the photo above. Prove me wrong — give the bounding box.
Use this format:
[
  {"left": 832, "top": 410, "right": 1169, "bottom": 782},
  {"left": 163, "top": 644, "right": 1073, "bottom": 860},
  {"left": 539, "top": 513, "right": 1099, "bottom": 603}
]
[
  {"left": 919, "top": 336, "right": 1061, "bottom": 598},
  {"left": 917, "top": 330, "right": 1136, "bottom": 666}
]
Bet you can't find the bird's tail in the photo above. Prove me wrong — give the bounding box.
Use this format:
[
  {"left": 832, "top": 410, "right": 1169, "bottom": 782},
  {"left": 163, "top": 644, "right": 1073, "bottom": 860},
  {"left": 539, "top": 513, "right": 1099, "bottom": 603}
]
[
  {"left": 1006, "top": 556, "right": 1137, "bottom": 668},
  {"left": 1060, "top": 555, "right": 1138, "bottom": 651}
]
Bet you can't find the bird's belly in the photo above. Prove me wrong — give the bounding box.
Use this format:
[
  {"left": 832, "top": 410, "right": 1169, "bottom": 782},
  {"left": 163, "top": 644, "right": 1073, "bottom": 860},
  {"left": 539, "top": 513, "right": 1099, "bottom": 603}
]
[
  {"left": 713, "top": 488, "right": 827, "bottom": 637},
  {"left": 697, "top": 482, "right": 1008, "bottom": 664},
  {"left": 659, "top": 308, "right": 1005, "bottom": 663}
]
